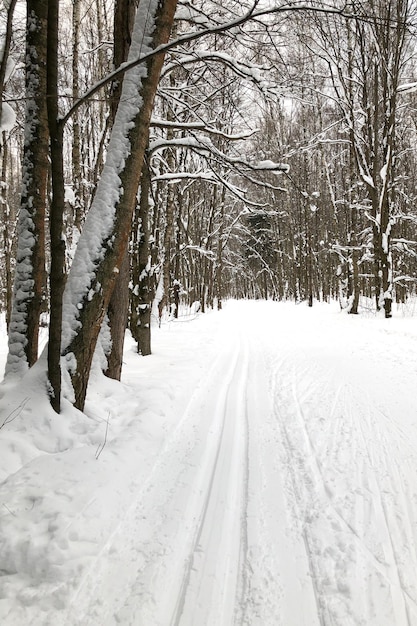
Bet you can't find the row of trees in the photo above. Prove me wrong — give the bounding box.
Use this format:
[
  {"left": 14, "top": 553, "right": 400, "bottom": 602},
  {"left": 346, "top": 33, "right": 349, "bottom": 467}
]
[{"left": 1, "top": 0, "right": 417, "bottom": 412}]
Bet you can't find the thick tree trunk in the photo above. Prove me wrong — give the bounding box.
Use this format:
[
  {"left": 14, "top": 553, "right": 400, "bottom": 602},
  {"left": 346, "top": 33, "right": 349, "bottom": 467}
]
[
  {"left": 105, "top": 0, "right": 136, "bottom": 379},
  {"left": 380, "top": 191, "right": 394, "bottom": 319},
  {"left": 173, "top": 199, "right": 182, "bottom": 319},
  {"left": 105, "top": 247, "right": 130, "bottom": 379},
  {"left": 62, "top": 0, "right": 178, "bottom": 411},
  {"left": 47, "top": 0, "right": 66, "bottom": 412},
  {"left": 72, "top": 0, "right": 83, "bottom": 231},
  {"left": 1, "top": 135, "right": 14, "bottom": 329},
  {"left": 215, "top": 191, "right": 225, "bottom": 310},
  {"left": 347, "top": 144, "right": 360, "bottom": 315},
  {"left": 111, "top": 0, "right": 136, "bottom": 120},
  {"left": 6, "top": 0, "right": 48, "bottom": 375},
  {"left": 158, "top": 137, "right": 176, "bottom": 321},
  {"left": 158, "top": 63, "right": 178, "bottom": 321},
  {"left": 130, "top": 157, "right": 155, "bottom": 355}
]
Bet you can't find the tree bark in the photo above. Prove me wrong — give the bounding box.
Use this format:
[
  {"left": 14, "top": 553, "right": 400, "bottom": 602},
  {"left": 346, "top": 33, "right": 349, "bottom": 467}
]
[
  {"left": 1, "top": 135, "right": 14, "bottom": 328},
  {"left": 72, "top": 0, "right": 83, "bottom": 231},
  {"left": 130, "top": 156, "right": 154, "bottom": 356},
  {"left": 6, "top": 0, "right": 48, "bottom": 375},
  {"left": 158, "top": 128, "right": 176, "bottom": 321},
  {"left": 105, "top": 247, "right": 130, "bottom": 379},
  {"left": 47, "top": 0, "right": 66, "bottom": 412},
  {"left": 215, "top": 187, "right": 226, "bottom": 310},
  {"left": 104, "top": 0, "right": 136, "bottom": 379}
]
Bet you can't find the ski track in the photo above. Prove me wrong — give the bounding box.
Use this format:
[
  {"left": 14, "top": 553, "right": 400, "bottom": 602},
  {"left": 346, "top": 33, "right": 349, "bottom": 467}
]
[
  {"left": 170, "top": 329, "right": 250, "bottom": 626},
  {"left": 67, "top": 326, "right": 252, "bottom": 626},
  {"left": 7, "top": 302, "right": 417, "bottom": 626},
  {"left": 266, "top": 315, "right": 417, "bottom": 626}
]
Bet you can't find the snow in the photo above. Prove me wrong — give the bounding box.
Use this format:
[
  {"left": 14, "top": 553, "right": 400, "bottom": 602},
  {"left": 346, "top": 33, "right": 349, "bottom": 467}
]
[
  {"left": 252, "top": 159, "right": 289, "bottom": 172},
  {"left": 1, "top": 300, "right": 417, "bottom": 624},
  {"left": 358, "top": 163, "right": 375, "bottom": 189},
  {"left": 64, "top": 186, "right": 76, "bottom": 206},
  {"left": 397, "top": 81, "right": 417, "bottom": 94},
  {"left": 0, "top": 102, "right": 16, "bottom": 133}
]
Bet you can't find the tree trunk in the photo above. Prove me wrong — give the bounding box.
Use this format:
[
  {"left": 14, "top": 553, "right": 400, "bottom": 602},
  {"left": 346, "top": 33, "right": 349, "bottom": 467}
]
[
  {"left": 6, "top": 0, "right": 48, "bottom": 375},
  {"left": 130, "top": 156, "right": 154, "bottom": 355},
  {"left": 105, "top": 0, "right": 136, "bottom": 379},
  {"left": 349, "top": 252, "right": 360, "bottom": 315},
  {"left": 111, "top": 0, "right": 137, "bottom": 121},
  {"left": 347, "top": 143, "right": 360, "bottom": 315},
  {"left": 62, "top": 0, "right": 178, "bottom": 411},
  {"left": 105, "top": 247, "right": 130, "bottom": 379},
  {"left": 158, "top": 137, "right": 176, "bottom": 321},
  {"left": 215, "top": 189, "right": 225, "bottom": 310},
  {"left": 72, "top": 0, "right": 83, "bottom": 232},
  {"left": 173, "top": 191, "right": 183, "bottom": 319},
  {"left": 47, "top": 0, "right": 67, "bottom": 412},
  {"left": 1, "top": 134, "right": 14, "bottom": 329}
]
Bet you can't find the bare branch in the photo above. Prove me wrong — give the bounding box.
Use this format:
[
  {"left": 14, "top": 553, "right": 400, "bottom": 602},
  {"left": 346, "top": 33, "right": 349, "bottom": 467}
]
[{"left": 60, "top": 1, "right": 349, "bottom": 127}]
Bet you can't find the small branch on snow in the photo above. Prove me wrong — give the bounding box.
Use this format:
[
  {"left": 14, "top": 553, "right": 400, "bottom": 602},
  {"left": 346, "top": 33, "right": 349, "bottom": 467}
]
[
  {"left": 95, "top": 413, "right": 110, "bottom": 459},
  {"left": 0, "top": 397, "right": 29, "bottom": 430},
  {"left": 2, "top": 503, "right": 16, "bottom": 517}
]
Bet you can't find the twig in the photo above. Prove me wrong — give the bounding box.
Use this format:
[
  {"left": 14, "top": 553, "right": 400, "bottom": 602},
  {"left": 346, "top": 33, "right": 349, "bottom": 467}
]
[
  {"left": 2, "top": 503, "right": 16, "bottom": 517},
  {"left": 0, "top": 397, "right": 29, "bottom": 430},
  {"left": 95, "top": 412, "right": 110, "bottom": 459}
]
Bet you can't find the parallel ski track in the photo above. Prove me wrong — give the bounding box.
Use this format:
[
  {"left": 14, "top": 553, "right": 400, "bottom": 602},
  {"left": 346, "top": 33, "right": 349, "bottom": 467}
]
[
  {"left": 270, "top": 360, "right": 328, "bottom": 626},
  {"left": 67, "top": 328, "right": 252, "bottom": 626},
  {"left": 271, "top": 345, "right": 417, "bottom": 626},
  {"left": 170, "top": 330, "right": 250, "bottom": 626}
]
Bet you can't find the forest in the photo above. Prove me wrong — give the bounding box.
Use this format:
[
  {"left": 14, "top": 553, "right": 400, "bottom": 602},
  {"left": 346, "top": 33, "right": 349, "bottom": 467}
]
[{"left": 1, "top": 0, "right": 417, "bottom": 412}]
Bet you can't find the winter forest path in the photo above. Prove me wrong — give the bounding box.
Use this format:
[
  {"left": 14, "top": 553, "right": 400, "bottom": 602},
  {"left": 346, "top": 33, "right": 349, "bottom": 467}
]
[
  {"left": 68, "top": 301, "right": 417, "bottom": 626},
  {"left": 2, "top": 301, "right": 417, "bottom": 625}
]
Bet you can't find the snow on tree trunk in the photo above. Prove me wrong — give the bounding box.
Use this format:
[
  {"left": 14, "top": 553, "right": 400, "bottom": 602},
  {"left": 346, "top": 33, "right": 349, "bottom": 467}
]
[
  {"left": 5, "top": 0, "right": 48, "bottom": 376},
  {"left": 130, "top": 156, "right": 154, "bottom": 356},
  {"left": 62, "top": 0, "right": 178, "bottom": 410},
  {"left": 47, "top": 0, "right": 66, "bottom": 412},
  {"left": 105, "top": 0, "right": 137, "bottom": 380},
  {"left": 105, "top": 247, "right": 130, "bottom": 379},
  {"left": 71, "top": 0, "right": 83, "bottom": 232},
  {"left": 158, "top": 123, "right": 176, "bottom": 321},
  {"left": 1, "top": 135, "right": 14, "bottom": 328},
  {"left": 215, "top": 187, "right": 226, "bottom": 310}
]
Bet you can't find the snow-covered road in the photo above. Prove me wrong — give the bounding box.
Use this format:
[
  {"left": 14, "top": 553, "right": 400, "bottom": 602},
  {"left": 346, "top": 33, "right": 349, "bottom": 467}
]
[{"left": 1, "top": 301, "right": 417, "bottom": 625}]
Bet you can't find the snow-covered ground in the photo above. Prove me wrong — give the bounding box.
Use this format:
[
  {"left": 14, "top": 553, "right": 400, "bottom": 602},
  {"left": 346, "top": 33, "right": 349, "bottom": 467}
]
[{"left": 1, "top": 300, "right": 417, "bottom": 625}]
